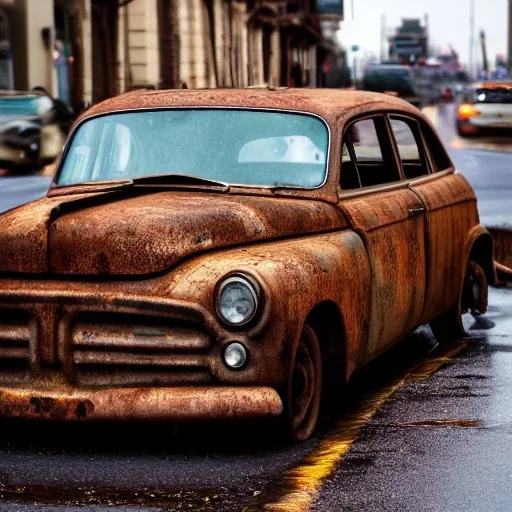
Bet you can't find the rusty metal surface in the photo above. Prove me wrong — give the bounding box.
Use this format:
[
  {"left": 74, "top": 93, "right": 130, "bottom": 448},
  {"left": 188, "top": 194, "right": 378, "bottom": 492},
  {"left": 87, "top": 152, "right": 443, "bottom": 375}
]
[
  {"left": 0, "top": 191, "right": 346, "bottom": 275},
  {"left": 0, "top": 386, "right": 283, "bottom": 421},
  {"left": 412, "top": 173, "right": 480, "bottom": 321},
  {"left": 0, "top": 229, "right": 370, "bottom": 391},
  {"left": 339, "top": 188, "right": 427, "bottom": 359},
  {"left": 0, "top": 89, "right": 490, "bottom": 425}
]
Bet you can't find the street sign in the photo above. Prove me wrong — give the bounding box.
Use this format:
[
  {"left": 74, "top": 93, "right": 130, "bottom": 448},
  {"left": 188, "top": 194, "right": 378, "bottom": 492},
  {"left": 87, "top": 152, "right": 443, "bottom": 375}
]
[{"left": 317, "top": 0, "right": 344, "bottom": 16}]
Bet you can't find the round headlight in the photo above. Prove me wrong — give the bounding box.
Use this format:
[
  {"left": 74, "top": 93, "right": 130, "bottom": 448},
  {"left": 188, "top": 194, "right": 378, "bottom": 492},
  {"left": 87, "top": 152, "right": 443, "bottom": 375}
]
[
  {"left": 216, "top": 275, "right": 259, "bottom": 326},
  {"left": 223, "top": 342, "right": 247, "bottom": 369}
]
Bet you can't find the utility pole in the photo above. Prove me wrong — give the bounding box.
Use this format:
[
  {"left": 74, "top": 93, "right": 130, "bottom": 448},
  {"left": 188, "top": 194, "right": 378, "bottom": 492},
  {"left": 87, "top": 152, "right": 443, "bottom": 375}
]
[
  {"left": 480, "top": 30, "right": 489, "bottom": 76},
  {"left": 380, "top": 14, "right": 387, "bottom": 63},
  {"left": 469, "top": 0, "right": 475, "bottom": 79}
]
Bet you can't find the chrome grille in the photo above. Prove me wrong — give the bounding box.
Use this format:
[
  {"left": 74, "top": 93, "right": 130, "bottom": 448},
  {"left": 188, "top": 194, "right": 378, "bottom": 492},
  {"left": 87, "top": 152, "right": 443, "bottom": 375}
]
[
  {"left": 71, "top": 313, "right": 213, "bottom": 386},
  {"left": 0, "top": 309, "right": 31, "bottom": 366}
]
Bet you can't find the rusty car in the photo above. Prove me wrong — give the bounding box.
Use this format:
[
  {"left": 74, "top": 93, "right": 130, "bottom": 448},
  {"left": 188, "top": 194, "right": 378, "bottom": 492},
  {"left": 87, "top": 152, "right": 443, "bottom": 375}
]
[{"left": 0, "top": 88, "right": 494, "bottom": 441}]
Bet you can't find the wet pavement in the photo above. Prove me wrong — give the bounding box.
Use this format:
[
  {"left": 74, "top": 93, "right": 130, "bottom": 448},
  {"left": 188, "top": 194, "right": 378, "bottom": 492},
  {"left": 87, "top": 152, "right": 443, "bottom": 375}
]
[
  {"left": 311, "top": 288, "right": 512, "bottom": 512},
  {"left": 0, "top": 104, "right": 511, "bottom": 511}
]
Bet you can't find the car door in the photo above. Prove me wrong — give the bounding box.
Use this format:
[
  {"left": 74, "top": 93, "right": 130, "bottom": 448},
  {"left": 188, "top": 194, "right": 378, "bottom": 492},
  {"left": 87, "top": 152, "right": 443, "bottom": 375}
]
[
  {"left": 338, "top": 114, "right": 428, "bottom": 362},
  {"left": 406, "top": 117, "right": 479, "bottom": 322}
]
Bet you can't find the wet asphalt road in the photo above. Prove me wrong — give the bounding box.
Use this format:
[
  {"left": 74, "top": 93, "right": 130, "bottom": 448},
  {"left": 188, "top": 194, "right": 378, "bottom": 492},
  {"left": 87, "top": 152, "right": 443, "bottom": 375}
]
[
  {"left": 313, "top": 288, "right": 512, "bottom": 512},
  {"left": 0, "top": 174, "right": 51, "bottom": 214},
  {"left": 0, "top": 104, "right": 511, "bottom": 511}
]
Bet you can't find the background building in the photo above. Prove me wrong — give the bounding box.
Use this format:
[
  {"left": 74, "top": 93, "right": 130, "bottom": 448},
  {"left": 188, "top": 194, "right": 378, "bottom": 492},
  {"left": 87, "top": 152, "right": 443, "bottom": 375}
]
[
  {"left": 0, "top": 0, "right": 345, "bottom": 113},
  {"left": 389, "top": 17, "right": 428, "bottom": 64}
]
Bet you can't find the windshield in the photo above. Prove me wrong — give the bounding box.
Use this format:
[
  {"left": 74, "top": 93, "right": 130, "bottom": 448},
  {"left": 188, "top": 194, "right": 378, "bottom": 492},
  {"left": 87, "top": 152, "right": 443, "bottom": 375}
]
[{"left": 57, "top": 109, "right": 329, "bottom": 188}]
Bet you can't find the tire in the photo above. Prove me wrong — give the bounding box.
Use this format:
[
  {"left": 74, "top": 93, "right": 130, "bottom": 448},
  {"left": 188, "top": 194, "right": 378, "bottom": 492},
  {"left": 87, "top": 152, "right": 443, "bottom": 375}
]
[
  {"left": 285, "top": 324, "right": 322, "bottom": 442},
  {"left": 456, "top": 121, "right": 479, "bottom": 138},
  {"left": 430, "top": 260, "right": 488, "bottom": 344}
]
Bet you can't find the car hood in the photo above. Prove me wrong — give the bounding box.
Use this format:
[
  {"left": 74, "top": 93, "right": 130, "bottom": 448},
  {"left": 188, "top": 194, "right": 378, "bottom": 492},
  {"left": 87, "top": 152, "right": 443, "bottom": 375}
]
[{"left": 0, "top": 190, "right": 346, "bottom": 275}]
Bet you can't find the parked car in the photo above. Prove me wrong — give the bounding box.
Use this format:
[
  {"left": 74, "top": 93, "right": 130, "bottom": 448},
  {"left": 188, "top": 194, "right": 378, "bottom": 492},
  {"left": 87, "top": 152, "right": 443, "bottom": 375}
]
[
  {"left": 0, "top": 89, "right": 494, "bottom": 441},
  {"left": 0, "top": 89, "right": 73, "bottom": 172},
  {"left": 456, "top": 80, "right": 512, "bottom": 136},
  {"left": 361, "top": 64, "right": 434, "bottom": 107}
]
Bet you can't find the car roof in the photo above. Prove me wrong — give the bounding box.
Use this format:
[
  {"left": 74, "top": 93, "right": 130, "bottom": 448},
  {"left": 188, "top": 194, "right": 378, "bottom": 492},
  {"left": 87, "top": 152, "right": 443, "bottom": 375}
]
[
  {"left": 78, "top": 88, "right": 420, "bottom": 127},
  {"left": 472, "top": 80, "right": 512, "bottom": 89}
]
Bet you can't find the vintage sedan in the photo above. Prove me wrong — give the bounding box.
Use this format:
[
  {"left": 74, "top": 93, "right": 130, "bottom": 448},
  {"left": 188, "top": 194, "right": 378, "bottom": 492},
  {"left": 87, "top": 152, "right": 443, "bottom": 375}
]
[{"left": 0, "top": 89, "right": 494, "bottom": 441}]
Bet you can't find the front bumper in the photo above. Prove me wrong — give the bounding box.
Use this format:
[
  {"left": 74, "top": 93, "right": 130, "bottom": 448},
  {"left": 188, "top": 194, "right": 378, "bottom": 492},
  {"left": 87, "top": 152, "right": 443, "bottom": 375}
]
[{"left": 0, "top": 385, "right": 283, "bottom": 421}]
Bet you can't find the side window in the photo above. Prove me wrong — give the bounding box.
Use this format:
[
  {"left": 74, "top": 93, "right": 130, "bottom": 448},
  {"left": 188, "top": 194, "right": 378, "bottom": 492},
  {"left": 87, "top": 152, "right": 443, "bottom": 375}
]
[
  {"left": 389, "top": 118, "right": 429, "bottom": 179},
  {"left": 340, "top": 117, "right": 400, "bottom": 189},
  {"left": 420, "top": 121, "right": 452, "bottom": 172}
]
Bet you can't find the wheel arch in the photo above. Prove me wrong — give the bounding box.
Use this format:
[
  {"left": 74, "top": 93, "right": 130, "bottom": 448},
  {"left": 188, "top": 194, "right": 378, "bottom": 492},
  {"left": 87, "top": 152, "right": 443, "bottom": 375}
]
[
  {"left": 467, "top": 229, "right": 496, "bottom": 286},
  {"left": 304, "top": 300, "right": 349, "bottom": 394}
]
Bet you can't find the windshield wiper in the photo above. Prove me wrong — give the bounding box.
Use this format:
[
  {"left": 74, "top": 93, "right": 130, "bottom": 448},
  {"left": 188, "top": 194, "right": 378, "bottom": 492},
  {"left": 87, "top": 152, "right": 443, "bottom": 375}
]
[
  {"left": 129, "top": 173, "right": 230, "bottom": 191},
  {"left": 56, "top": 174, "right": 230, "bottom": 192}
]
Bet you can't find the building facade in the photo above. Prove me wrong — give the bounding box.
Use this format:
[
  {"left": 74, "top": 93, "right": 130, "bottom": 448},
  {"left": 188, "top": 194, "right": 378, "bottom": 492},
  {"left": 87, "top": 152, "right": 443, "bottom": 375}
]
[
  {"left": 389, "top": 18, "right": 428, "bottom": 65},
  {"left": 1, "top": 0, "right": 344, "bottom": 112}
]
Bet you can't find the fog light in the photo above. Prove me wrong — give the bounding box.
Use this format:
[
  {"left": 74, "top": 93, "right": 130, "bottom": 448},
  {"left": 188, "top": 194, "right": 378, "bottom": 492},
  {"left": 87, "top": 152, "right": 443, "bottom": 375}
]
[{"left": 223, "top": 342, "right": 247, "bottom": 369}]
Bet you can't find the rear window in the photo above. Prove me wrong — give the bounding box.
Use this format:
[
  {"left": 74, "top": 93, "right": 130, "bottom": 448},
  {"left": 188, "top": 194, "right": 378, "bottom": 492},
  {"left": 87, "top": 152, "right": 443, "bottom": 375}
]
[
  {"left": 420, "top": 121, "right": 452, "bottom": 172},
  {"left": 390, "top": 118, "right": 429, "bottom": 179},
  {"left": 473, "top": 88, "right": 512, "bottom": 104}
]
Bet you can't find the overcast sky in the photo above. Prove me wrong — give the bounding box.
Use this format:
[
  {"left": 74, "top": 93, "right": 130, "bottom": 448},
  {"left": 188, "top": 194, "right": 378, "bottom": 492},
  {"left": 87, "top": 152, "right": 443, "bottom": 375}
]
[{"left": 338, "top": 0, "right": 507, "bottom": 67}]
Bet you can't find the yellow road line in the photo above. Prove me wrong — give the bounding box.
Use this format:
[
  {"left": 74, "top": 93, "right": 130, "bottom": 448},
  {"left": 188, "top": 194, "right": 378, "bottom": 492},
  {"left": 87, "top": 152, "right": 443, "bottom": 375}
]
[{"left": 246, "top": 340, "right": 468, "bottom": 512}]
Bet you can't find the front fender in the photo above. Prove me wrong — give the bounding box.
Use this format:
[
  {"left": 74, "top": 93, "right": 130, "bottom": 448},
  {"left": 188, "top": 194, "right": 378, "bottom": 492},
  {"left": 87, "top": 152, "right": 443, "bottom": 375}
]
[{"left": 161, "top": 230, "right": 371, "bottom": 389}]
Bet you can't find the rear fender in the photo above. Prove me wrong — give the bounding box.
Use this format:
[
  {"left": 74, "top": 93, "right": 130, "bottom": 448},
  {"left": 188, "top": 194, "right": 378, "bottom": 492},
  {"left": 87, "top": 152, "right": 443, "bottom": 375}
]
[{"left": 464, "top": 225, "right": 496, "bottom": 286}]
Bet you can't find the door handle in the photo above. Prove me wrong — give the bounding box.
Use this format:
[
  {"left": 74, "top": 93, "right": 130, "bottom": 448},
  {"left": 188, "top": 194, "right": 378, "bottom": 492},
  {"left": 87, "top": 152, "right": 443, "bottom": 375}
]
[{"left": 408, "top": 205, "right": 425, "bottom": 217}]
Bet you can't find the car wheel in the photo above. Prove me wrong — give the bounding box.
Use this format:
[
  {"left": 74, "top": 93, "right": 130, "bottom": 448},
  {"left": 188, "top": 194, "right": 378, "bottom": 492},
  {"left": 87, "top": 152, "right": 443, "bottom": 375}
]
[
  {"left": 286, "top": 324, "right": 322, "bottom": 442},
  {"left": 430, "top": 260, "right": 488, "bottom": 343}
]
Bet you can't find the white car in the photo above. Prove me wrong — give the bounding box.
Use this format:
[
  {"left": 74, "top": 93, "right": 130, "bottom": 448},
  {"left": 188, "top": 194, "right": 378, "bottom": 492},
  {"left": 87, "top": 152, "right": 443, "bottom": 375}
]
[{"left": 456, "top": 81, "right": 512, "bottom": 136}]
